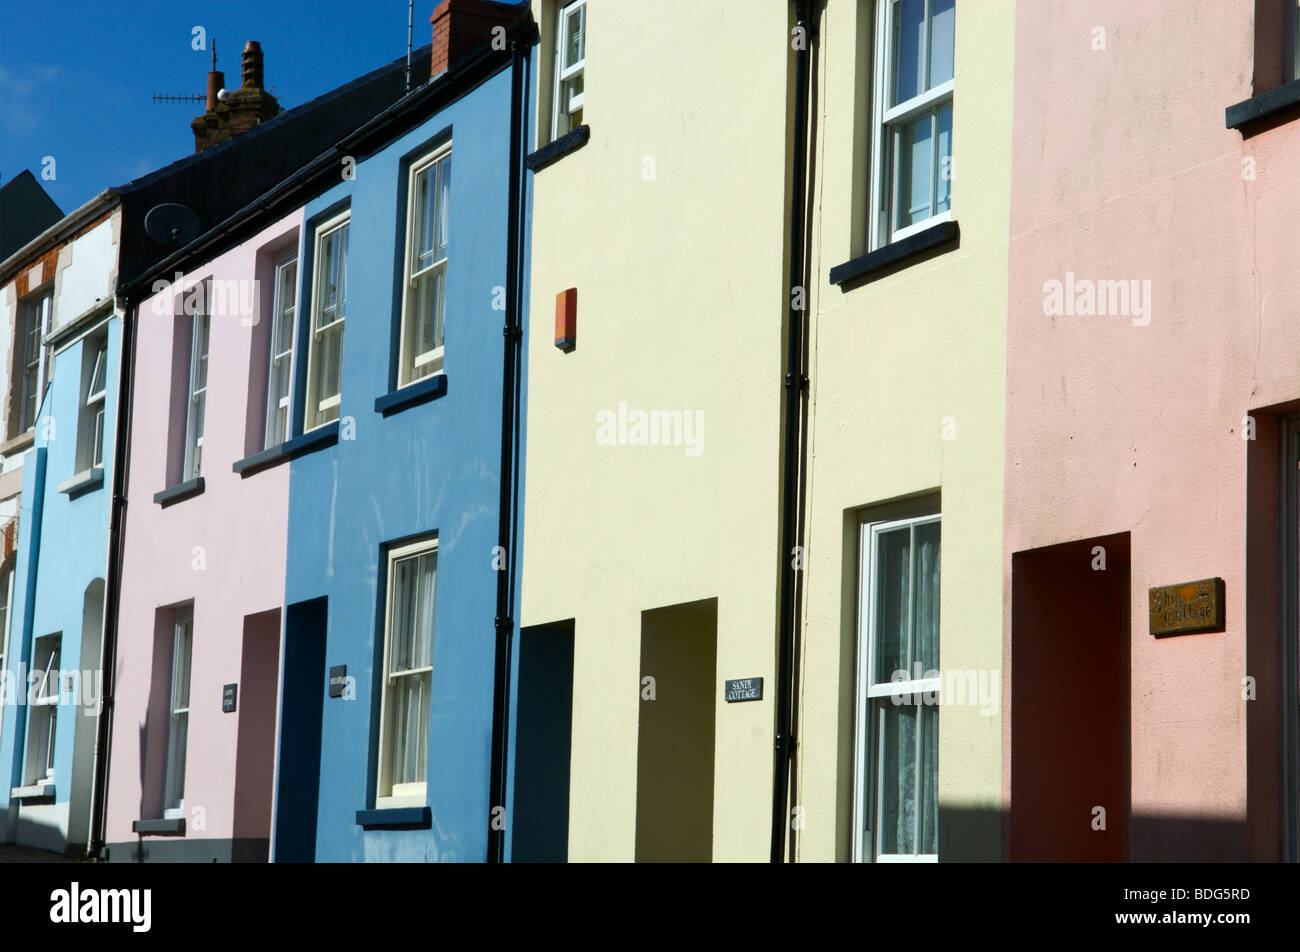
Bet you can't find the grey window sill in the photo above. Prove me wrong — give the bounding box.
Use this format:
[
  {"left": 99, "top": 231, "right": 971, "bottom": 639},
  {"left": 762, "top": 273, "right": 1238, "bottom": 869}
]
[
  {"left": 1226, "top": 78, "right": 1300, "bottom": 132},
  {"left": 829, "top": 221, "right": 960, "bottom": 287},
  {"left": 233, "top": 442, "right": 291, "bottom": 478},
  {"left": 355, "top": 806, "right": 431, "bottom": 830},
  {"left": 57, "top": 466, "right": 104, "bottom": 498},
  {"left": 374, "top": 373, "right": 447, "bottom": 416},
  {"left": 525, "top": 124, "right": 590, "bottom": 172},
  {"left": 10, "top": 782, "right": 55, "bottom": 801},
  {"left": 282, "top": 420, "right": 340, "bottom": 461},
  {"left": 154, "top": 476, "right": 205, "bottom": 508},
  {"left": 132, "top": 817, "right": 186, "bottom": 836}
]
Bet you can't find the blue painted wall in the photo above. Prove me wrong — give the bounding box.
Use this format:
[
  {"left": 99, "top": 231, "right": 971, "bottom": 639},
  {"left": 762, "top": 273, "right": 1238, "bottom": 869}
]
[
  {"left": 0, "top": 318, "right": 120, "bottom": 850},
  {"left": 278, "top": 60, "right": 531, "bottom": 862}
]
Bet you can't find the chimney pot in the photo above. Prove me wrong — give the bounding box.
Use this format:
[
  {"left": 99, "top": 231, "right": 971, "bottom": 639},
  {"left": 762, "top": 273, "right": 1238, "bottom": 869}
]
[{"left": 242, "top": 40, "right": 264, "bottom": 90}]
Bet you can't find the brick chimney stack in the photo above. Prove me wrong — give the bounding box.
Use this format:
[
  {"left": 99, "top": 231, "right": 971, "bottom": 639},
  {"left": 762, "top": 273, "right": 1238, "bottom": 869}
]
[
  {"left": 191, "top": 40, "right": 281, "bottom": 153},
  {"left": 430, "top": 0, "right": 527, "bottom": 79}
]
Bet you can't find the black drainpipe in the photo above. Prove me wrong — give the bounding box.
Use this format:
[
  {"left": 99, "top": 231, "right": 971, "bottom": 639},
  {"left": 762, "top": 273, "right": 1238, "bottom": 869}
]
[
  {"left": 487, "top": 25, "right": 533, "bottom": 864},
  {"left": 772, "top": 0, "right": 818, "bottom": 864},
  {"left": 89, "top": 289, "right": 138, "bottom": 860}
]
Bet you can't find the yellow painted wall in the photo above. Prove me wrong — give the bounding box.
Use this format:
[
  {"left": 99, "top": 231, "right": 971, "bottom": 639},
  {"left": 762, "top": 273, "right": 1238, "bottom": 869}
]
[
  {"left": 794, "top": 0, "right": 1015, "bottom": 861},
  {"left": 522, "top": 1, "right": 793, "bottom": 861}
]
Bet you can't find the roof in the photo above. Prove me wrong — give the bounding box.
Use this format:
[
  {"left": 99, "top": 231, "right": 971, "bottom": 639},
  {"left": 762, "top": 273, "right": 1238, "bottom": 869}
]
[{"left": 0, "top": 170, "right": 63, "bottom": 262}]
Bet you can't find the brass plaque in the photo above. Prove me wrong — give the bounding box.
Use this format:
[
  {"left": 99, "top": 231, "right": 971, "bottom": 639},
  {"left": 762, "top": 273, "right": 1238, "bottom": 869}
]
[{"left": 1149, "top": 578, "right": 1225, "bottom": 636}]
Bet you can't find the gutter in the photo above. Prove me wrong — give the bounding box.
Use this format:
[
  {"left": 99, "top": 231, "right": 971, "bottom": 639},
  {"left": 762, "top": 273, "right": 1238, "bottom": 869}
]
[
  {"left": 486, "top": 21, "right": 536, "bottom": 865},
  {"left": 771, "top": 0, "right": 819, "bottom": 864},
  {"left": 88, "top": 291, "right": 137, "bottom": 860}
]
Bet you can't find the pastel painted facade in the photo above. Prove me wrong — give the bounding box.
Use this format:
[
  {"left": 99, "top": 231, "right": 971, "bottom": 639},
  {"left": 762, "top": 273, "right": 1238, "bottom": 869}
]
[
  {"left": 276, "top": 8, "right": 538, "bottom": 862},
  {"left": 103, "top": 211, "right": 300, "bottom": 862},
  {"left": 0, "top": 203, "right": 121, "bottom": 856},
  {"left": 519, "top": 0, "right": 791, "bottom": 861},
  {"left": 1002, "top": 0, "right": 1300, "bottom": 861},
  {"left": 794, "top": 0, "right": 1014, "bottom": 862}
]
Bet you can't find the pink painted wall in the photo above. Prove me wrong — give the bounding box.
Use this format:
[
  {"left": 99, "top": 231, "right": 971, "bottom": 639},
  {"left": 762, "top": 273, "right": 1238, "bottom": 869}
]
[
  {"left": 1003, "top": 1, "right": 1300, "bottom": 861},
  {"left": 105, "top": 210, "right": 302, "bottom": 854}
]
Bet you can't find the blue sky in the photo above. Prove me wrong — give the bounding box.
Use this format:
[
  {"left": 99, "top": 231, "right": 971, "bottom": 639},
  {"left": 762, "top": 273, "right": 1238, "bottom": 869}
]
[{"left": 1, "top": 0, "right": 468, "bottom": 214}]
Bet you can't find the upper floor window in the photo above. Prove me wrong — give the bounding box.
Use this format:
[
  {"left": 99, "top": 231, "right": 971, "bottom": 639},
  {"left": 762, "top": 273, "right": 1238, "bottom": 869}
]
[
  {"left": 265, "top": 256, "right": 297, "bottom": 447},
  {"left": 376, "top": 538, "right": 437, "bottom": 808},
  {"left": 164, "top": 609, "right": 193, "bottom": 819},
  {"left": 77, "top": 336, "right": 108, "bottom": 472},
  {"left": 399, "top": 146, "right": 451, "bottom": 387},
  {"left": 869, "top": 0, "right": 954, "bottom": 249},
  {"left": 551, "top": 0, "right": 586, "bottom": 139},
  {"left": 25, "top": 633, "right": 61, "bottom": 786},
  {"left": 16, "top": 288, "right": 52, "bottom": 434},
  {"left": 183, "top": 312, "right": 210, "bottom": 481},
  {"left": 305, "top": 213, "right": 349, "bottom": 432},
  {"left": 853, "top": 511, "right": 940, "bottom": 862}
]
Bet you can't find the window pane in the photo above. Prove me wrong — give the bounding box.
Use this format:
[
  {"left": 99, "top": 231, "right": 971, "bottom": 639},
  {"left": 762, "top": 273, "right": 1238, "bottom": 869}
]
[
  {"left": 878, "top": 701, "right": 918, "bottom": 854},
  {"left": 935, "top": 103, "right": 952, "bottom": 214},
  {"left": 928, "top": 0, "right": 955, "bottom": 88},
  {"left": 336, "top": 225, "right": 348, "bottom": 317},
  {"left": 873, "top": 526, "right": 910, "bottom": 684},
  {"left": 413, "top": 552, "right": 436, "bottom": 669},
  {"left": 436, "top": 157, "right": 450, "bottom": 258},
  {"left": 891, "top": 0, "right": 925, "bottom": 106},
  {"left": 895, "top": 112, "right": 934, "bottom": 231},
  {"left": 322, "top": 326, "right": 342, "bottom": 402},
  {"left": 918, "top": 702, "right": 939, "bottom": 854},
  {"left": 396, "top": 557, "right": 415, "bottom": 673},
  {"left": 89, "top": 347, "right": 107, "bottom": 396},
  {"left": 912, "top": 520, "right": 940, "bottom": 671},
  {"left": 391, "top": 672, "right": 429, "bottom": 786},
  {"left": 564, "top": 4, "right": 585, "bottom": 69},
  {"left": 414, "top": 165, "right": 435, "bottom": 271},
  {"left": 93, "top": 409, "right": 105, "bottom": 467}
]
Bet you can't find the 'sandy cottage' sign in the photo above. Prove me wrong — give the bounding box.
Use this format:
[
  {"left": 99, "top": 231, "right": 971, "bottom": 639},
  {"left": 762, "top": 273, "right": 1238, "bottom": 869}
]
[{"left": 1148, "top": 577, "right": 1225, "bottom": 636}]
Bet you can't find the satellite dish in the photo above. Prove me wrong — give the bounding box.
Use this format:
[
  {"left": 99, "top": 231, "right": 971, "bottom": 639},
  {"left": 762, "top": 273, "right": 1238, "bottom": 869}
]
[
  {"left": 217, "top": 88, "right": 229, "bottom": 102},
  {"left": 144, "top": 203, "right": 201, "bottom": 249}
]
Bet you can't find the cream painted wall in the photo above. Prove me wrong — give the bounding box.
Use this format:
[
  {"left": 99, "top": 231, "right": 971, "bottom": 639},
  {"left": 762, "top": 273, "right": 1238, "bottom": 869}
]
[
  {"left": 522, "top": 0, "right": 792, "bottom": 861},
  {"left": 795, "top": 0, "right": 1015, "bottom": 861}
]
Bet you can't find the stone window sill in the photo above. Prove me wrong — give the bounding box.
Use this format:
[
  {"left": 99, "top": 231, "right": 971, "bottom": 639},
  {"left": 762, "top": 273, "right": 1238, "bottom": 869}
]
[
  {"left": 154, "top": 476, "right": 205, "bottom": 508},
  {"left": 1225, "top": 79, "right": 1300, "bottom": 132},
  {"left": 829, "top": 221, "right": 960, "bottom": 288},
  {"left": 374, "top": 373, "right": 448, "bottom": 417},
  {"left": 525, "top": 124, "right": 590, "bottom": 172},
  {"left": 58, "top": 466, "right": 104, "bottom": 499}
]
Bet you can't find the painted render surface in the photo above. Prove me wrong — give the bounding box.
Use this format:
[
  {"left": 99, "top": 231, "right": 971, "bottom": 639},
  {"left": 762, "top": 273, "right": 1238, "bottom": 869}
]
[
  {"left": 520, "top": 0, "right": 790, "bottom": 861},
  {"left": 104, "top": 211, "right": 301, "bottom": 861},
  {"left": 794, "top": 0, "right": 1015, "bottom": 862},
  {"left": 281, "top": 64, "right": 528, "bottom": 862},
  {"left": 0, "top": 212, "right": 122, "bottom": 855},
  {"left": 1002, "top": 0, "right": 1300, "bottom": 860}
]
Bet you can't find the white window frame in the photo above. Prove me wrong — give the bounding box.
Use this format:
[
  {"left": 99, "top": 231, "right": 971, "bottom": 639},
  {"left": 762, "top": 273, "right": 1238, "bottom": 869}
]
[
  {"left": 81, "top": 338, "right": 108, "bottom": 470},
  {"left": 265, "top": 255, "right": 298, "bottom": 448},
  {"left": 0, "top": 565, "right": 9, "bottom": 748},
  {"left": 1286, "top": 0, "right": 1300, "bottom": 84},
  {"left": 852, "top": 512, "right": 941, "bottom": 863},
  {"left": 182, "top": 310, "right": 209, "bottom": 481},
  {"left": 551, "top": 0, "right": 587, "bottom": 140},
  {"left": 18, "top": 289, "right": 52, "bottom": 434},
  {"left": 398, "top": 145, "right": 451, "bottom": 387},
  {"left": 868, "top": 0, "right": 955, "bottom": 250},
  {"left": 375, "top": 538, "right": 437, "bottom": 809},
  {"left": 163, "top": 611, "right": 193, "bottom": 819},
  {"left": 26, "top": 634, "right": 61, "bottom": 786},
  {"left": 304, "top": 212, "right": 350, "bottom": 432}
]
